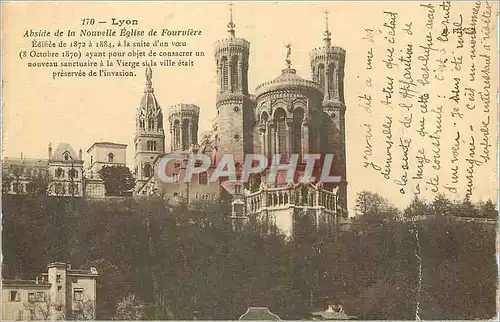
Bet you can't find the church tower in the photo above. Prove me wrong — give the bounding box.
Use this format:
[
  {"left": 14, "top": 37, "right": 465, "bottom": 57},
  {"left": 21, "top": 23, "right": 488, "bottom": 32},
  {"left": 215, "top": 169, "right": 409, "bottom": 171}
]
[
  {"left": 310, "top": 11, "right": 348, "bottom": 217},
  {"left": 168, "top": 104, "right": 200, "bottom": 152},
  {"left": 214, "top": 4, "right": 253, "bottom": 165},
  {"left": 134, "top": 67, "right": 165, "bottom": 192}
]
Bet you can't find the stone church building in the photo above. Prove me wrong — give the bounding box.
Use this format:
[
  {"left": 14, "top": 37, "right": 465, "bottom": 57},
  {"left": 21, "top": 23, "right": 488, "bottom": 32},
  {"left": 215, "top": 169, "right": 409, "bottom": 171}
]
[{"left": 134, "top": 10, "right": 348, "bottom": 236}]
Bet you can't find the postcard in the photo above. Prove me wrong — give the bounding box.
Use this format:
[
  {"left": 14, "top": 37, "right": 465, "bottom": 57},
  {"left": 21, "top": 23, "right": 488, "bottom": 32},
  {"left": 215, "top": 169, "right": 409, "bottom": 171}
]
[{"left": 1, "top": 1, "right": 498, "bottom": 320}]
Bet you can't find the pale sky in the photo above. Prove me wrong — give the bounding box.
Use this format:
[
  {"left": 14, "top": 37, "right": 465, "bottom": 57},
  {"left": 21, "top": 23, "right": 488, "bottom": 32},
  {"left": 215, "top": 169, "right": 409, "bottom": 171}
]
[{"left": 2, "top": 2, "right": 498, "bottom": 213}]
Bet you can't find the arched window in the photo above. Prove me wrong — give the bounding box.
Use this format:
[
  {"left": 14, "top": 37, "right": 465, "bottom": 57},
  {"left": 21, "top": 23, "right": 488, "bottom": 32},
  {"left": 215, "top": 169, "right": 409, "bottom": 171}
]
[
  {"left": 55, "top": 168, "right": 64, "bottom": 178},
  {"left": 221, "top": 56, "right": 229, "bottom": 91},
  {"left": 231, "top": 55, "right": 239, "bottom": 92},
  {"left": 318, "top": 64, "right": 325, "bottom": 88},
  {"left": 139, "top": 119, "right": 145, "bottom": 129},
  {"left": 275, "top": 109, "right": 287, "bottom": 154},
  {"left": 143, "top": 164, "right": 152, "bottom": 178},
  {"left": 148, "top": 117, "right": 155, "bottom": 130},
  {"left": 63, "top": 152, "right": 71, "bottom": 161},
  {"left": 108, "top": 153, "right": 114, "bottom": 163},
  {"left": 292, "top": 108, "right": 304, "bottom": 154}
]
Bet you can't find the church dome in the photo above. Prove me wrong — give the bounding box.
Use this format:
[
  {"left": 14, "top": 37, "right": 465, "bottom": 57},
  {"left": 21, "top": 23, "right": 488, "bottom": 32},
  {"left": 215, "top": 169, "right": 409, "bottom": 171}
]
[{"left": 255, "top": 67, "right": 323, "bottom": 98}]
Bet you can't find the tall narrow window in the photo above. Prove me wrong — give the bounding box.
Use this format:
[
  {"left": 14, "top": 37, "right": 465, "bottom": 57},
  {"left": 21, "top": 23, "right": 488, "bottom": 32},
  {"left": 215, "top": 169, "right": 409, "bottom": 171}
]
[
  {"left": 144, "top": 164, "right": 152, "bottom": 178},
  {"left": 148, "top": 117, "right": 155, "bottom": 130},
  {"left": 292, "top": 108, "right": 304, "bottom": 154},
  {"left": 182, "top": 119, "right": 190, "bottom": 150},
  {"left": 174, "top": 120, "right": 181, "bottom": 149},
  {"left": 221, "top": 56, "right": 229, "bottom": 91},
  {"left": 231, "top": 55, "right": 239, "bottom": 92},
  {"left": 275, "top": 109, "right": 287, "bottom": 154},
  {"left": 327, "top": 63, "right": 335, "bottom": 98},
  {"left": 139, "top": 119, "right": 145, "bottom": 129},
  {"left": 199, "top": 172, "right": 208, "bottom": 185},
  {"left": 108, "top": 153, "right": 114, "bottom": 163},
  {"left": 69, "top": 169, "right": 78, "bottom": 178},
  {"left": 74, "top": 289, "right": 83, "bottom": 303},
  {"left": 318, "top": 64, "right": 325, "bottom": 88}
]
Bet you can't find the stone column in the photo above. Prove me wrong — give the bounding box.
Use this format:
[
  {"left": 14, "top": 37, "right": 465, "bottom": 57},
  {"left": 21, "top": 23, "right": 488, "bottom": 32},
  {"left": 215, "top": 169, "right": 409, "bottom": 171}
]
[
  {"left": 325, "top": 61, "right": 330, "bottom": 100},
  {"left": 286, "top": 117, "right": 294, "bottom": 157},
  {"left": 188, "top": 120, "right": 193, "bottom": 147},
  {"left": 217, "top": 60, "right": 222, "bottom": 93},
  {"left": 259, "top": 124, "right": 266, "bottom": 155},
  {"left": 333, "top": 62, "right": 339, "bottom": 100},
  {"left": 180, "top": 123, "right": 185, "bottom": 150},
  {"left": 264, "top": 121, "right": 270, "bottom": 156},
  {"left": 269, "top": 121, "right": 276, "bottom": 155},
  {"left": 302, "top": 117, "right": 309, "bottom": 155}
]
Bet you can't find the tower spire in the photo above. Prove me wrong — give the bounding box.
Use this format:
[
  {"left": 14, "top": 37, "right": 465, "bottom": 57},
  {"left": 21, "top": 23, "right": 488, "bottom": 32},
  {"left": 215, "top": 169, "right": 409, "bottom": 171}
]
[
  {"left": 145, "top": 66, "right": 153, "bottom": 93},
  {"left": 227, "top": 2, "right": 236, "bottom": 37},
  {"left": 323, "top": 10, "right": 332, "bottom": 47},
  {"left": 285, "top": 43, "right": 292, "bottom": 69}
]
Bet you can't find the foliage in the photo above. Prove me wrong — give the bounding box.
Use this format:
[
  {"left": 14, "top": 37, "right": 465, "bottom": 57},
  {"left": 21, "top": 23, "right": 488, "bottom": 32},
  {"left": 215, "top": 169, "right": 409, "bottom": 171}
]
[
  {"left": 73, "top": 299, "right": 96, "bottom": 320},
  {"left": 114, "top": 294, "right": 147, "bottom": 320},
  {"left": 2, "top": 191, "right": 498, "bottom": 320},
  {"left": 98, "top": 165, "right": 135, "bottom": 196},
  {"left": 354, "top": 191, "right": 400, "bottom": 223},
  {"left": 23, "top": 293, "right": 65, "bottom": 320}
]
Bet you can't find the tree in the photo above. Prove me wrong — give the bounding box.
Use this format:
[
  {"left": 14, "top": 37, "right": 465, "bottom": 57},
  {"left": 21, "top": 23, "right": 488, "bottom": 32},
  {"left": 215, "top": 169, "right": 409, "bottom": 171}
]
[
  {"left": 404, "top": 196, "right": 430, "bottom": 218},
  {"left": 354, "top": 191, "right": 399, "bottom": 223},
  {"left": 73, "top": 298, "right": 96, "bottom": 320},
  {"left": 430, "top": 194, "right": 453, "bottom": 216},
  {"left": 98, "top": 165, "right": 135, "bottom": 196},
  {"left": 2, "top": 171, "right": 14, "bottom": 194},
  {"left": 114, "top": 293, "right": 147, "bottom": 320},
  {"left": 23, "top": 293, "right": 65, "bottom": 320},
  {"left": 476, "top": 199, "right": 497, "bottom": 219},
  {"left": 26, "top": 174, "right": 50, "bottom": 196}
]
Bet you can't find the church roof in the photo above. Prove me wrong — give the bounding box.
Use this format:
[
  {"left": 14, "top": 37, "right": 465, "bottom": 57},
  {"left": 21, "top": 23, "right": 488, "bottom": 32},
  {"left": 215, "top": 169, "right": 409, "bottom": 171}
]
[
  {"left": 255, "top": 68, "right": 323, "bottom": 97},
  {"left": 138, "top": 67, "right": 162, "bottom": 120}
]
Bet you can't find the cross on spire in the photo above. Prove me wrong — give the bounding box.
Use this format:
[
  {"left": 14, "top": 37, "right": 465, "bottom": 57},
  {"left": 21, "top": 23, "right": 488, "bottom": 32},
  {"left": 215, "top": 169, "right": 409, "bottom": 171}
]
[
  {"left": 323, "top": 9, "right": 332, "bottom": 47},
  {"left": 227, "top": 2, "right": 236, "bottom": 37}
]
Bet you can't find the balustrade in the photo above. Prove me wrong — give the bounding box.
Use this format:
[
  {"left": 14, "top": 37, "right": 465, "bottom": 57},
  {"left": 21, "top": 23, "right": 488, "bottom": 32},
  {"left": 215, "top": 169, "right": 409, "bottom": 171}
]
[{"left": 245, "top": 184, "right": 338, "bottom": 215}]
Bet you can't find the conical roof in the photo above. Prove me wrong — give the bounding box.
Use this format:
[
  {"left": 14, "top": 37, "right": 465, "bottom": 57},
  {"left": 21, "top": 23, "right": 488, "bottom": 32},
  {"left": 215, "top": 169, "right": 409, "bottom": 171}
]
[{"left": 138, "top": 67, "right": 162, "bottom": 120}]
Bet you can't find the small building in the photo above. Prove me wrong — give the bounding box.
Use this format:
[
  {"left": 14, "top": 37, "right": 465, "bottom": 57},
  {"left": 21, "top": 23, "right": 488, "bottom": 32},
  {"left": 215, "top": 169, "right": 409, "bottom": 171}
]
[
  {"left": 2, "top": 262, "right": 98, "bottom": 320},
  {"left": 310, "top": 304, "right": 356, "bottom": 320},
  {"left": 239, "top": 307, "right": 281, "bottom": 320},
  {"left": 85, "top": 142, "right": 128, "bottom": 197}
]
